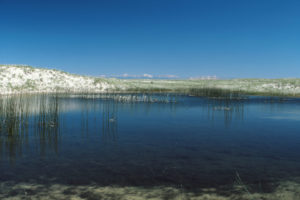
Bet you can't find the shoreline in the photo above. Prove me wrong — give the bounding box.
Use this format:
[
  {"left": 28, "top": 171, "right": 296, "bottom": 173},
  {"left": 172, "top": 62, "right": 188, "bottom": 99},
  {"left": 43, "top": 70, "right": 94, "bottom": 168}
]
[
  {"left": 1, "top": 89, "right": 300, "bottom": 98},
  {"left": 0, "top": 179, "right": 299, "bottom": 200}
]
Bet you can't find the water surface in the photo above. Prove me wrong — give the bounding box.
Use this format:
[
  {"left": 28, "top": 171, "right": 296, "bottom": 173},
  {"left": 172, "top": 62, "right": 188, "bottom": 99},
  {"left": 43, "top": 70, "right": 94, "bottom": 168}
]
[{"left": 1, "top": 94, "right": 300, "bottom": 198}]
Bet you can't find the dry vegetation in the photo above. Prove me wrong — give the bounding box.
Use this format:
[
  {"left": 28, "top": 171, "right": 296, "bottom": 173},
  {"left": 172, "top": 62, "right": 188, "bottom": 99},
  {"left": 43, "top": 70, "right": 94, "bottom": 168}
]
[{"left": 1, "top": 65, "right": 300, "bottom": 96}]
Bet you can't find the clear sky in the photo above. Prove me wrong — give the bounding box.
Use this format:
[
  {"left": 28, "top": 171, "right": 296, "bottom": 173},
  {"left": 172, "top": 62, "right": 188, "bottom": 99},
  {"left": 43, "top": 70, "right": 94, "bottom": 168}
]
[{"left": 1, "top": 0, "right": 300, "bottom": 78}]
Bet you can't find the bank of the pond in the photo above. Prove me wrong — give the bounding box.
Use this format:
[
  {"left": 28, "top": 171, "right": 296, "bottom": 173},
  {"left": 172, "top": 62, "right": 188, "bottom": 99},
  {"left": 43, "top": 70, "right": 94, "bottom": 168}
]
[{"left": 0, "top": 180, "right": 300, "bottom": 200}]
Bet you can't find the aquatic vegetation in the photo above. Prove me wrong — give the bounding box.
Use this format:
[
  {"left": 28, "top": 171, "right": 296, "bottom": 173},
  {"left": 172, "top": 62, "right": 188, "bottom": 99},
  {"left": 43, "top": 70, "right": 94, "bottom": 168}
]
[
  {"left": 0, "top": 95, "right": 61, "bottom": 160},
  {"left": 68, "top": 93, "right": 178, "bottom": 103}
]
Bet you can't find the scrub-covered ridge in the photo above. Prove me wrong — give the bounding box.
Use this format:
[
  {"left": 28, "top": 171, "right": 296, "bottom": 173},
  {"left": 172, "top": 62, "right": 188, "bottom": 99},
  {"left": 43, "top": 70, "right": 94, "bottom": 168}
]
[
  {"left": 0, "top": 65, "right": 115, "bottom": 94},
  {"left": 1, "top": 65, "right": 300, "bottom": 96}
]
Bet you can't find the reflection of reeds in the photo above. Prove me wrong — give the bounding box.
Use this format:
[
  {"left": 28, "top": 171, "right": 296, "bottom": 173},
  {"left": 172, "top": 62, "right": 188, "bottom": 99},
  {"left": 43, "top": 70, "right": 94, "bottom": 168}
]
[
  {"left": 79, "top": 98, "right": 119, "bottom": 142},
  {"left": 34, "top": 94, "right": 60, "bottom": 155},
  {"left": 0, "top": 94, "right": 61, "bottom": 161},
  {"left": 205, "top": 98, "right": 245, "bottom": 126},
  {"left": 0, "top": 96, "right": 29, "bottom": 161},
  {"left": 101, "top": 101, "right": 118, "bottom": 141}
]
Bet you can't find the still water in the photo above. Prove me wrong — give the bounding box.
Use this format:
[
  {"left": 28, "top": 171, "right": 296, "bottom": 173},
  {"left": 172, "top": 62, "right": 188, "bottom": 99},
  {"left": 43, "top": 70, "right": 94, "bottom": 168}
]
[{"left": 0, "top": 94, "right": 300, "bottom": 198}]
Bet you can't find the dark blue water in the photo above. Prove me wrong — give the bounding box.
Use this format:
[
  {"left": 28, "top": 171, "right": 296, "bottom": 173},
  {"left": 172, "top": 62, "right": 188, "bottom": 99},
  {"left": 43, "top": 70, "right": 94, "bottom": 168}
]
[{"left": 1, "top": 94, "right": 300, "bottom": 192}]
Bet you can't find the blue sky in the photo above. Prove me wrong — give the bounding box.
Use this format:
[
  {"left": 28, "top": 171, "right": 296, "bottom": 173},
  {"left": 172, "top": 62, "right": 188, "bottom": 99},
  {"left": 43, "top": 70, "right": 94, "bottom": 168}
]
[{"left": 1, "top": 0, "right": 300, "bottom": 78}]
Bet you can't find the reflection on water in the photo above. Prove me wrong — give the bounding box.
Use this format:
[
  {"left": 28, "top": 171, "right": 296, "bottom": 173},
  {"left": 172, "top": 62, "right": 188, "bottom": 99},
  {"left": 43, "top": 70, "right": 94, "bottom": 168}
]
[
  {"left": 0, "top": 93, "right": 300, "bottom": 197},
  {"left": 203, "top": 98, "right": 245, "bottom": 126},
  {"left": 101, "top": 101, "right": 118, "bottom": 141},
  {"left": 0, "top": 95, "right": 61, "bottom": 161},
  {"left": 79, "top": 99, "right": 119, "bottom": 142},
  {"left": 0, "top": 94, "right": 248, "bottom": 160}
]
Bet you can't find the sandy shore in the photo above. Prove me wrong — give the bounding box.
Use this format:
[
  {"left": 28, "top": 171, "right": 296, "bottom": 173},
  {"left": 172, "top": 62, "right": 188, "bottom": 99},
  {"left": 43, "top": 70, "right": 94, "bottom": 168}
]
[{"left": 0, "top": 180, "right": 300, "bottom": 200}]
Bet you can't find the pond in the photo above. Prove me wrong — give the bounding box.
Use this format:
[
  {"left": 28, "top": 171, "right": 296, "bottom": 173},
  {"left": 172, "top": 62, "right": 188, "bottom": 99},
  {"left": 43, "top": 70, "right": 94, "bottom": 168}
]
[{"left": 0, "top": 93, "right": 300, "bottom": 199}]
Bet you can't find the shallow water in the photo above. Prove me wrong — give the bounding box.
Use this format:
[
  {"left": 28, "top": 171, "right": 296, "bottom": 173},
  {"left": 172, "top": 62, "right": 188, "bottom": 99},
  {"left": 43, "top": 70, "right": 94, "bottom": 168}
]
[{"left": 0, "top": 94, "right": 300, "bottom": 198}]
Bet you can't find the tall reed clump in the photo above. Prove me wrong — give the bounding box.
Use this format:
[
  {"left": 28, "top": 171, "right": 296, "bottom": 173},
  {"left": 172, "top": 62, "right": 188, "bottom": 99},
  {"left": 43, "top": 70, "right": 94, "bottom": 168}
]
[
  {"left": 0, "top": 95, "right": 31, "bottom": 160},
  {"left": 0, "top": 94, "right": 61, "bottom": 160}
]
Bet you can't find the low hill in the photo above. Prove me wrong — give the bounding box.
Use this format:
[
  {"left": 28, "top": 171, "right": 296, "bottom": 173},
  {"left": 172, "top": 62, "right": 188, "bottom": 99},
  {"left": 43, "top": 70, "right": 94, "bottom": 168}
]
[
  {"left": 1, "top": 65, "right": 300, "bottom": 96},
  {"left": 0, "top": 65, "right": 116, "bottom": 94}
]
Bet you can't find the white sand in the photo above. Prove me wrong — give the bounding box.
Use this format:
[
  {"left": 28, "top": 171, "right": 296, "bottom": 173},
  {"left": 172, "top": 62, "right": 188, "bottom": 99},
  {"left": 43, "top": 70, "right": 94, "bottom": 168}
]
[{"left": 1, "top": 65, "right": 300, "bottom": 96}]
